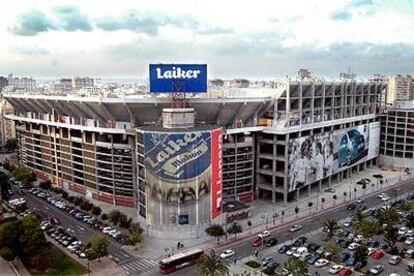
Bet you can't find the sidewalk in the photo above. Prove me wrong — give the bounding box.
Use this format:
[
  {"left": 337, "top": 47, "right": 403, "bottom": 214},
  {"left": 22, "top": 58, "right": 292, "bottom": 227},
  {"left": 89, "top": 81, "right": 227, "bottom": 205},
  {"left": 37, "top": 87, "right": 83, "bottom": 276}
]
[{"left": 137, "top": 167, "right": 409, "bottom": 260}]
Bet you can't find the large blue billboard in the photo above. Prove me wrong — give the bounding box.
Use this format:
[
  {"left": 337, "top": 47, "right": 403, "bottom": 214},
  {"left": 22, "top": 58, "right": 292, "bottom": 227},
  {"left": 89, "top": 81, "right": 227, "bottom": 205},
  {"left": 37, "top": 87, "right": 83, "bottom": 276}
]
[
  {"left": 144, "top": 131, "right": 211, "bottom": 182},
  {"left": 149, "top": 64, "right": 207, "bottom": 93}
]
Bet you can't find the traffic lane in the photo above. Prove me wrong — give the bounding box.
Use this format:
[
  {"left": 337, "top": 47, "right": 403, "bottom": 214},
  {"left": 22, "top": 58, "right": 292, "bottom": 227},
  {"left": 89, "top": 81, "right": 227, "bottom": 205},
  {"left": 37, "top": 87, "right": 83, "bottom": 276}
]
[
  {"left": 25, "top": 193, "right": 132, "bottom": 262},
  {"left": 221, "top": 181, "right": 413, "bottom": 259}
]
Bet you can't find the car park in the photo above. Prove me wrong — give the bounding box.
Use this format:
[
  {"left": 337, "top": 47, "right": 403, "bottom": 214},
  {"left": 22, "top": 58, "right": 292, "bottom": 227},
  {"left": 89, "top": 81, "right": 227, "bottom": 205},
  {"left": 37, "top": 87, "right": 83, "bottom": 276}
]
[{"left": 219, "top": 249, "right": 235, "bottom": 259}]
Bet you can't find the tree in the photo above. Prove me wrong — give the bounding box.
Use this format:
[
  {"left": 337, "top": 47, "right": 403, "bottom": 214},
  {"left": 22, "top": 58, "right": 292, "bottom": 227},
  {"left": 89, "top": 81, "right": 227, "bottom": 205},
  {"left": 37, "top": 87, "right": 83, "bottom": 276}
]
[
  {"left": 101, "top": 213, "right": 108, "bottom": 221},
  {"left": 12, "top": 166, "right": 33, "bottom": 185},
  {"left": 376, "top": 208, "right": 400, "bottom": 228},
  {"left": 406, "top": 213, "right": 414, "bottom": 229},
  {"left": 0, "top": 247, "right": 16, "bottom": 261},
  {"left": 85, "top": 235, "right": 109, "bottom": 261},
  {"left": 321, "top": 197, "right": 325, "bottom": 209},
  {"left": 197, "top": 249, "right": 229, "bottom": 276},
  {"left": 355, "top": 220, "right": 381, "bottom": 238},
  {"left": 324, "top": 241, "right": 342, "bottom": 255},
  {"left": 73, "top": 197, "right": 83, "bottom": 206},
  {"left": 324, "top": 219, "right": 340, "bottom": 239},
  {"left": 5, "top": 138, "right": 17, "bottom": 151},
  {"left": 80, "top": 201, "right": 93, "bottom": 212},
  {"left": 19, "top": 215, "right": 47, "bottom": 256},
  {"left": 383, "top": 226, "right": 398, "bottom": 251},
  {"left": 0, "top": 220, "right": 21, "bottom": 260},
  {"left": 284, "top": 257, "right": 308, "bottom": 276},
  {"left": 62, "top": 191, "right": 69, "bottom": 200},
  {"left": 227, "top": 222, "right": 242, "bottom": 239},
  {"left": 109, "top": 210, "right": 122, "bottom": 225},
  {"left": 92, "top": 206, "right": 102, "bottom": 216},
  {"left": 119, "top": 214, "right": 132, "bottom": 228},
  {"left": 353, "top": 245, "right": 368, "bottom": 263},
  {"left": 343, "top": 192, "right": 347, "bottom": 201},
  {"left": 205, "top": 224, "right": 225, "bottom": 245},
  {"left": 124, "top": 223, "right": 143, "bottom": 246},
  {"left": 39, "top": 181, "right": 52, "bottom": 190},
  {"left": 353, "top": 210, "right": 365, "bottom": 223},
  {"left": 294, "top": 206, "right": 299, "bottom": 217},
  {"left": 333, "top": 194, "right": 337, "bottom": 204}
]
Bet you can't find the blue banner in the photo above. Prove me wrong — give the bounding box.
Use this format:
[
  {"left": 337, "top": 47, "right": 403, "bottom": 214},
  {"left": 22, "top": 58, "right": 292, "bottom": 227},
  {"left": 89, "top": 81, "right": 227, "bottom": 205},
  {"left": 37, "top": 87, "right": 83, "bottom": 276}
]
[
  {"left": 144, "top": 131, "right": 211, "bottom": 181},
  {"left": 149, "top": 64, "right": 207, "bottom": 93}
]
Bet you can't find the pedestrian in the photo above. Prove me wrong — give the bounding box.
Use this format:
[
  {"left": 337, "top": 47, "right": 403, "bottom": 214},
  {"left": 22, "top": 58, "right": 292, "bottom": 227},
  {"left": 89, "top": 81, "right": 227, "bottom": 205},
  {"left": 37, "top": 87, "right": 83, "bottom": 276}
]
[
  {"left": 254, "top": 250, "right": 258, "bottom": 257},
  {"left": 234, "top": 258, "right": 237, "bottom": 265}
]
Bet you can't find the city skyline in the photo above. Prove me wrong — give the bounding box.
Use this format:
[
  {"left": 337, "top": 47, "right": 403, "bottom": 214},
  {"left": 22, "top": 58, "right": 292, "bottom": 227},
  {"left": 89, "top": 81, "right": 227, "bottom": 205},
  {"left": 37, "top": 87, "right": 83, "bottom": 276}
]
[{"left": 0, "top": 0, "right": 413, "bottom": 78}]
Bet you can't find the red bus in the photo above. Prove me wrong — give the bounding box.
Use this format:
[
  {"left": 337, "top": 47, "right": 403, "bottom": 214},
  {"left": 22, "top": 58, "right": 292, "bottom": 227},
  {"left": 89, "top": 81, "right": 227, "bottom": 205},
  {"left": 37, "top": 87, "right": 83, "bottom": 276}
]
[{"left": 159, "top": 248, "right": 204, "bottom": 274}]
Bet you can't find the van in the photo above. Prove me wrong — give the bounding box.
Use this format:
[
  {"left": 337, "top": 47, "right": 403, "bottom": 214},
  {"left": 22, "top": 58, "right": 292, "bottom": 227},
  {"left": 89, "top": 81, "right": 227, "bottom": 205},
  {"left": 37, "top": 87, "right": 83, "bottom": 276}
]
[{"left": 407, "top": 263, "right": 414, "bottom": 272}]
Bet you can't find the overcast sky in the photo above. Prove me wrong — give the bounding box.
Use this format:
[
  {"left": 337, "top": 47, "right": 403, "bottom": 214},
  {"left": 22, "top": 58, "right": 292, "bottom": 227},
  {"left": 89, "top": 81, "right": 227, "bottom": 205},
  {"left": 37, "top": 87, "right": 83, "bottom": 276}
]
[{"left": 1, "top": 0, "right": 413, "bottom": 79}]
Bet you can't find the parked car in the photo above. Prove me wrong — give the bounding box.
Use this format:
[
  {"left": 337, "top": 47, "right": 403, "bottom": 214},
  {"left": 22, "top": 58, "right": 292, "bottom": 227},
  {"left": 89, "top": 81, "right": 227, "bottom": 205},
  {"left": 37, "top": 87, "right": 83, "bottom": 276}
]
[
  {"left": 278, "top": 245, "right": 290, "bottom": 254},
  {"left": 329, "top": 264, "right": 344, "bottom": 274},
  {"left": 368, "top": 264, "right": 384, "bottom": 275},
  {"left": 314, "top": 258, "right": 329, "bottom": 268},
  {"left": 290, "top": 224, "right": 302, "bottom": 232},
  {"left": 252, "top": 238, "right": 264, "bottom": 247},
  {"left": 389, "top": 255, "right": 401, "bottom": 265},
  {"left": 266, "top": 238, "right": 278, "bottom": 247},
  {"left": 371, "top": 250, "right": 384, "bottom": 260}
]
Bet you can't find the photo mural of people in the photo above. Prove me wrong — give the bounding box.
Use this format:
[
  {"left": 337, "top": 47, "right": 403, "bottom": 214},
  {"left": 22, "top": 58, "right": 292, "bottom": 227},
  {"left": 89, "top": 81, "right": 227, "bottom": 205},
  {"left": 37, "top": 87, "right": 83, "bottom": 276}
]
[{"left": 288, "top": 124, "right": 372, "bottom": 192}]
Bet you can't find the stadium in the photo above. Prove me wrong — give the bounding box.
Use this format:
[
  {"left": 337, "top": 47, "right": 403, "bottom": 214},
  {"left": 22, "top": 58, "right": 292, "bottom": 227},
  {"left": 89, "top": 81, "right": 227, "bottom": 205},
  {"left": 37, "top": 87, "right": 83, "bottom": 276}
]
[{"left": 3, "top": 78, "right": 387, "bottom": 235}]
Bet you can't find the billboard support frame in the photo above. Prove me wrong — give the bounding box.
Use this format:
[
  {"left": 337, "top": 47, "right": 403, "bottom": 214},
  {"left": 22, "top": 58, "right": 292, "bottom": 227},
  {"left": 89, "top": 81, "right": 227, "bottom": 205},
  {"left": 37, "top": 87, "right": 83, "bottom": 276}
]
[{"left": 171, "top": 80, "right": 186, "bottom": 109}]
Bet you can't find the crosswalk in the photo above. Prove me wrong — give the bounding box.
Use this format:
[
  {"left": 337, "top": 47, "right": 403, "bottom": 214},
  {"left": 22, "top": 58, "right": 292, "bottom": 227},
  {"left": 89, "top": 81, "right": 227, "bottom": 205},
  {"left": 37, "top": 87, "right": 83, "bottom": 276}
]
[{"left": 121, "top": 258, "right": 159, "bottom": 275}]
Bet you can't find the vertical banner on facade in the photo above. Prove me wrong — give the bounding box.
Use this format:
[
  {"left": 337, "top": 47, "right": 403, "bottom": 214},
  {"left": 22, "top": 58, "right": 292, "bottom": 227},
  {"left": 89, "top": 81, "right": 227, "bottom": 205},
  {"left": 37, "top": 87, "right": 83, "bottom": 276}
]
[{"left": 211, "top": 128, "right": 223, "bottom": 219}]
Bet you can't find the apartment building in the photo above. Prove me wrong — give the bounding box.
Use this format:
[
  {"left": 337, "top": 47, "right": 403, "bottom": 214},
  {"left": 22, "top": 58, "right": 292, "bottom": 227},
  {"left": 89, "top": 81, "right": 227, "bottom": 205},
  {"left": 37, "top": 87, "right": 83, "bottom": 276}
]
[{"left": 387, "top": 75, "right": 414, "bottom": 104}]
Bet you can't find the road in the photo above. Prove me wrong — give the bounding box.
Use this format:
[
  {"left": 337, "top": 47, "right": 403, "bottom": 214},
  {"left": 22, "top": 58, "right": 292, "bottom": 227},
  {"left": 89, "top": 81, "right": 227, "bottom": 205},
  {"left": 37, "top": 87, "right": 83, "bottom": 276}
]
[
  {"left": 23, "top": 192, "right": 158, "bottom": 275},
  {"left": 143, "top": 177, "right": 414, "bottom": 276}
]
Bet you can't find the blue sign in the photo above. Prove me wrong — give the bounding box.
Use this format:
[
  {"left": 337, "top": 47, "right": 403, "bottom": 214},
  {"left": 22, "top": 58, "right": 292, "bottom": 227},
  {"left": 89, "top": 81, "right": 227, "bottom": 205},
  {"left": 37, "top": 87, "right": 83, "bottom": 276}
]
[
  {"left": 144, "top": 131, "right": 211, "bottom": 182},
  {"left": 149, "top": 64, "right": 207, "bottom": 93}
]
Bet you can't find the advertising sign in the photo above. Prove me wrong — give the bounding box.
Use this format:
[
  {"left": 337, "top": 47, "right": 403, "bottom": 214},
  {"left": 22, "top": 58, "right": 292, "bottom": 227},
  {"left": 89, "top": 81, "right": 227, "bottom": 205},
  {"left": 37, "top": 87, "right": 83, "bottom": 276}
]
[
  {"left": 143, "top": 130, "right": 213, "bottom": 225},
  {"left": 288, "top": 123, "right": 380, "bottom": 192},
  {"left": 210, "top": 129, "right": 223, "bottom": 220},
  {"left": 149, "top": 64, "right": 207, "bottom": 93}
]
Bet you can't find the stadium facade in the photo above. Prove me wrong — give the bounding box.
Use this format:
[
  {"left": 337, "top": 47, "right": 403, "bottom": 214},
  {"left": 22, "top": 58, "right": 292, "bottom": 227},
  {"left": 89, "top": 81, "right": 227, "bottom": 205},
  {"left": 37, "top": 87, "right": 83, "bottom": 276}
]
[{"left": 3, "top": 79, "right": 388, "bottom": 229}]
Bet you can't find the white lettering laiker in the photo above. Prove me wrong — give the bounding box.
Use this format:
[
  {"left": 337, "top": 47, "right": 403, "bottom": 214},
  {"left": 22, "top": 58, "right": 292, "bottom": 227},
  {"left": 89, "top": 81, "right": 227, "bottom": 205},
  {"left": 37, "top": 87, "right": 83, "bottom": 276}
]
[{"left": 156, "top": 67, "right": 201, "bottom": 79}]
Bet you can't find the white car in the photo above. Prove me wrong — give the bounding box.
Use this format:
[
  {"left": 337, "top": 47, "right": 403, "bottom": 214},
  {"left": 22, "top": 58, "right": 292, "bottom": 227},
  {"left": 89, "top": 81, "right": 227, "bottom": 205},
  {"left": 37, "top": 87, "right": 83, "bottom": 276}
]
[
  {"left": 343, "top": 219, "right": 353, "bottom": 228},
  {"left": 286, "top": 247, "right": 297, "bottom": 256},
  {"left": 293, "top": 247, "right": 307, "bottom": 258},
  {"left": 258, "top": 230, "right": 270, "bottom": 238},
  {"left": 381, "top": 195, "right": 390, "bottom": 201},
  {"left": 290, "top": 224, "right": 302, "bottom": 232},
  {"left": 389, "top": 274, "right": 400, "bottom": 276},
  {"left": 355, "top": 198, "right": 364, "bottom": 204},
  {"left": 398, "top": 227, "right": 407, "bottom": 235},
  {"left": 329, "top": 265, "right": 343, "bottom": 274},
  {"left": 353, "top": 235, "right": 364, "bottom": 243},
  {"left": 348, "top": 242, "right": 359, "bottom": 250},
  {"left": 102, "top": 227, "right": 113, "bottom": 234},
  {"left": 367, "top": 247, "right": 376, "bottom": 256},
  {"left": 219, "top": 249, "right": 235, "bottom": 259},
  {"left": 369, "top": 264, "right": 384, "bottom": 275},
  {"left": 407, "top": 230, "right": 414, "bottom": 236},
  {"left": 378, "top": 193, "right": 387, "bottom": 199},
  {"left": 314, "top": 258, "right": 329, "bottom": 268},
  {"left": 405, "top": 236, "right": 414, "bottom": 245}
]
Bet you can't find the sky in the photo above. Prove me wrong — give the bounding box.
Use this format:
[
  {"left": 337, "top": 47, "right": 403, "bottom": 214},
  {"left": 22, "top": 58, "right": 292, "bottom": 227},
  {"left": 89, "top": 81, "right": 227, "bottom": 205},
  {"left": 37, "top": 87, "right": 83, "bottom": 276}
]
[{"left": 0, "top": 0, "right": 413, "bottom": 79}]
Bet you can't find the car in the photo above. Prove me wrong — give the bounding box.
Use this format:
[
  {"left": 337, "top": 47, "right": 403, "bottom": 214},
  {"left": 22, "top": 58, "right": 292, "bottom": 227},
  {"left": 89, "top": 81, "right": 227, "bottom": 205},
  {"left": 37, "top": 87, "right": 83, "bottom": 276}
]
[
  {"left": 329, "top": 264, "right": 344, "bottom": 274},
  {"left": 314, "top": 258, "right": 329, "bottom": 267},
  {"left": 300, "top": 252, "right": 313, "bottom": 262},
  {"left": 407, "top": 229, "right": 414, "bottom": 236},
  {"left": 266, "top": 238, "right": 278, "bottom": 247},
  {"left": 381, "top": 195, "right": 390, "bottom": 201},
  {"left": 371, "top": 250, "right": 384, "bottom": 259},
  {"left": 307, "top": 243, "right": 320, "bottom": 252},
  {"left": 290, "top": 224, "right": 302, "bottom": 232},
  {"left": 264, "top": 260, "right": 279, "bottom": 270},
  {"left": 389, "top": 274, "right": 400, "bottom": 276},
  {"left": 286, "top": 247, "right": 297, "bottom": 256},
  {"left": 293, "top": 247, "right": 307, "bottom": 258},
  {"left": 398, "top": 227, "right": 407, "bottom": 235},
  {"left": 261, "top": 255, "right": 275, "bottom": 267},
  {"left": 347, "top": 243, "right": 359, "bottom": 250},
  {"left": 389, "top": 255, "right": 401, "bottom": 265},
  {"left": 280, "top": 268, "right": 292, "bottom": 276},
  {"left": 405, "top": 236, "right": 414, "bottom": 245},
  {"left": 293, "top": 236, "right": 307, "bottom": 247},
  {"left": 338, "top": 252, "right": 351, "bottom": 262},
  {"left": 278, "top": 245, "right": 290, "bottom": 254},
  {"left": 339, "top": 267, "right": 352, "bottom": 276},
  {"left": 347, "top": 204, "right": 356, "bottom": 211},
  {"left": 219, "top": 249, "right": 235, "bottom": 259},
  {"left": 367, "top": 247, "right": 376, "bottom": 256},
  {"left": 368, "top": 264, "right": 384, "bottom": 275},
  {"left": 346, "top": 256, "right": 356, "bottom": 266},
  {"left": 353, "top": 235, "right": 364, "bottom": 243},
  {"left": 355, "top": 198, "right": 364, "bottom": 204},
  {"left": 258, "top": 230, "right": 270, "bottom": 238},
  {"left": 378, "top": 193, "right": 387, "bottom": 199},
  {"left": 343, "top": 219, "right": 353, "bottom": 228},
  {"left": 379, "top": 241, "right": 389, "bottom": 250},
  {"left": 50, "top": 217, "right": 61, "bottom": 224},
  {"left": 357, "top": 204, "right": 367, "bottom": 211},
  {"left": 324, "top": 188, "right": 335, "bottom": 193},
  {"left": 307, "top": 254, "right": 320, "bottom": 265},
  {"left": 252, "top": 238, "right": 264, "bottom": 247}
]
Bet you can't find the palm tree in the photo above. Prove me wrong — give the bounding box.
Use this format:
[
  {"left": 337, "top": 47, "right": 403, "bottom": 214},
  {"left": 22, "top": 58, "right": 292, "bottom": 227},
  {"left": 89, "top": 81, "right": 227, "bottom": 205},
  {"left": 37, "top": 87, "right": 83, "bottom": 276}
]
[
  {"left": 376, "top": 208, "right": 400, "bottom": 228},
  {"left": 352, "top": 210, "right": 365, "bottom": 223},
  {"left": 197, "top": 249, "right": 229, "bottom": 276},
  {"left": 284, "top": 257, "right": 308, "bottom": 276},
  {"left": 383, "top": 226, "right": 398, "bottom": 253},
  {"left": 227, "top": 222, "right": 242, "bottom": 239},
  {"left": 324, "top": 219, "right": 340, "bottom": 239}
]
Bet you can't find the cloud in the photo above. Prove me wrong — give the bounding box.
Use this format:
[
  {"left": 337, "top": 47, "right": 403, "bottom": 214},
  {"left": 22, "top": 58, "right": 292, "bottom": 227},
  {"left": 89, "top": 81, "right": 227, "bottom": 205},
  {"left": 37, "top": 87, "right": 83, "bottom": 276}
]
[
  {"left": 197, "top": 26, "right": 233, "bottom": 35},
  {"left": 330, "top": 10, "right": 353, "bottom": 21},
  {"left": 350, "top": 0, "right": 374, "bottom": 7},
  {"left": 8, "top": 9, "right": 55, "bottom": 36},
  {"left": 53, "top": 6, "right": 92, "bottom": 31}
]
